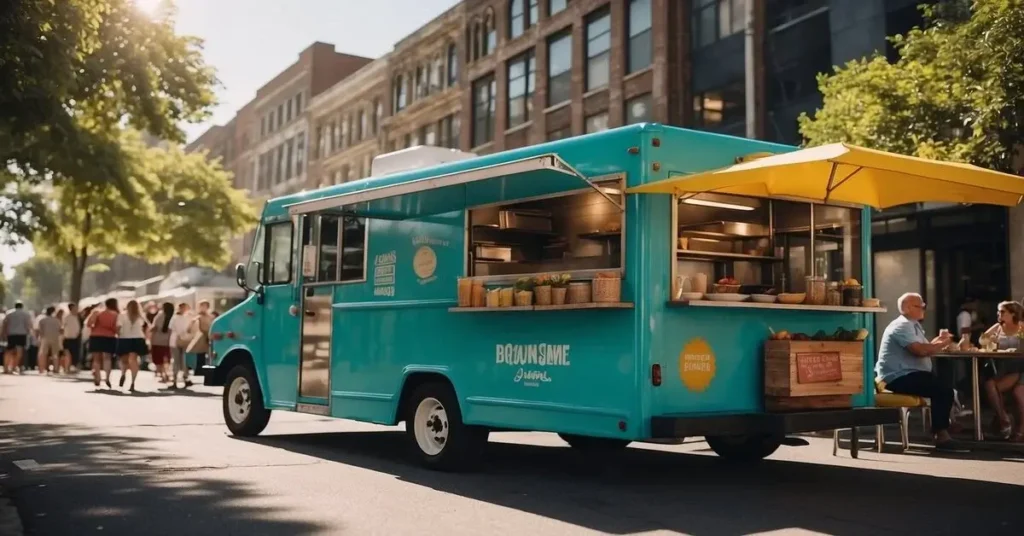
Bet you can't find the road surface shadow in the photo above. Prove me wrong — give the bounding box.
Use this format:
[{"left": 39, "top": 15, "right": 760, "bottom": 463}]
[
  {"left": 0, "top": 421, "right": 326, "bottom": 536},
  {"left": 85, "top": 388, "right": 218, "bottom": 399},
  {"left": 248, "top": 430, "right": 1024, "bottom": 535}
]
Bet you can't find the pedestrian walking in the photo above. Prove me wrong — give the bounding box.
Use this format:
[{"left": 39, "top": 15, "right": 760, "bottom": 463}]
[
  {"left": 187, "top": 300, "right": 214, "bottom": 376},
  {"left": 3, "top": 302, "right": 33, "bottom": 374},
  {"left": 87, "top": 298, "right": 120, "bottom": 388},
  {"left": 116, "top": 300, "right": 149, "bottom": 393},
  {"left": 169, "top": 302, "right": 193, "bottom": 389},
  {"left": 36, "top": 306, "right": 62, "bottom": 374},
  {"left": 61, "top": 303, "right": 82, "bottom": 374},
  {"left": 150, "top": 302, "right": 174, "bottom": 384}
]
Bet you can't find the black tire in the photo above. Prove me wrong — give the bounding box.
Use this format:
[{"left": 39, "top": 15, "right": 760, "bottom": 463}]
[
  {"left": 223, "top": 364, "right": 271, "bottom": 437},
  {"left": 404, "top": 382, "right": 488, "bottom": 471},
  {"left": 559, "top": 433, "right": 631, "bottom": 451},
  {"left": 705, "top": 434, "right": 781, "bottom": 462}
]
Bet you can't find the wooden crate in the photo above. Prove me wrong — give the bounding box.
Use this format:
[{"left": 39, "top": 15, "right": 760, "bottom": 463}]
[{"left": 764, "top": 340, "right": 864, "bottom": 404}]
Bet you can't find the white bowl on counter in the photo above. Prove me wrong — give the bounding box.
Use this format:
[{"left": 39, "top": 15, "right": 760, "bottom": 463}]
[
  {"left": 679, "top": 291, "right": 704, "bottom": 301},
  {"left": 751, "top": 294, "right": 778, "bottom": 303}
]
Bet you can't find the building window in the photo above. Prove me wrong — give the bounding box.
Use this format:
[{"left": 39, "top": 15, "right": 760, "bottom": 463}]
[
  {"left": 547, "top": 30, "right": 572, "bottom": 106},
  {"left": 340, "top": 117, "right": 348, "bottom": 151},
  {"left": 286, "top": 99, "right": 293, "bottom": 122},
  {"left": 693, "top": 0, "right": 746, "bottom": 49},
  {"left": 586, "top": 8, "right": 611, "bottom": 91},
  {"left": 275, "top": 144, "right": 285, "bottom": 183},
  {"left": 509, "top": 0, "right": 538, "bottom": 39},
  {"left": 415, "top": 65, "right": 428, "bottom": 99},
  {"left": 314, "top": 125, "right": 323, "bottom": 159},
  {"left": 260, "top": 117, "right": 266, "bottom": 138},
  {"left": 693, "top": 81, "right": 745, "bottom": 131},
  {"left": 447, "top": 43, "right": 459, "bottom": 86},
  {"left": 393, "top": 75, "right": 407, "bottom": 113},
  {"left": 440, "top": 114, "right": 461, "bottom": 149},
  {"left": 373, "top": 99, "right": 382, "bottom": 135},
  {"left": 547, "top": 126, "right": 572, "bottom": 141},
  {"left": 347, "top": 115, "right": 355, "bottom": 147},
  {"left": 485, "top": 11, "right": 497, "bottom": 55},
  {"left": 628, "top": 0, "right": 652, "bottom": 73},
  {"left": 295, "top": 92, "right": 303, "bottom": 114},
  {"left": 358, "top": 110, "right": 366, "bottom": 141},
  {"left": 549, "top": 0, "right": 568, "bottom": 15},
  {"left": 431, "top": 55, "right": 443, "bottom": 93},
  {"left": 277, "top": 104, "right": 284, "bottom": 130},
  {"left": 285, "top": 138, "right": 294, "bottom": 180},
  {"left": 295, "top": 132, "right": 305, "bottom": 176},
  {"left": 472, "top": 74, "right": 497, "bottom": 147},
  {"left": 625, "top": 93, "right": 653, "bottom": 124},
  {"left": 585, "top": 112, "right": 609, "bottom": 133},
  {"left": 507, "top": 50, "right": 536, "bottom": 129},
  {"left": 424, "top": 124, "right": 437, "bottom": 145},
  {"left": 471, "top": 21, "right": 483, "bottom": 61},
  {"left": 404, "top": 133, "right": 412, "bottom": 148}
]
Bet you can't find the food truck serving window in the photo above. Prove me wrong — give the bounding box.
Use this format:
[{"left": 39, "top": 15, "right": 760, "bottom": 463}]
[
  {"left": 300, "top": 213, "right": 368, "bottom": 284},
  {"left": 468, "top": 178, "right": 624, "bottom": 278},
  {"left": 675, "top": 193, "right": 862, "bottom": 295}
]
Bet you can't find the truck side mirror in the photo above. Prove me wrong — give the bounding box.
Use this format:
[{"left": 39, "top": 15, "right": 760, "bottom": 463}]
[{"left": 235, "top": 263, "right": 247, "bottom": 289}]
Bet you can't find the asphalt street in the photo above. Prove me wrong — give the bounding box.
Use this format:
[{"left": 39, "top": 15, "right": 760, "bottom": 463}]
[{"left": 1, "top": 371, "right": 1022, "bottom": 536}]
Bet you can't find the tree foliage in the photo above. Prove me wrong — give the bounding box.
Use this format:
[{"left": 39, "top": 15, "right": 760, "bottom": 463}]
[
  {"left": 0, "top": 0, "right": 217, "bottom": 242},
  {"left": 34, "top": 130, "right": 257, "bottom": 305},
  {"left": 3, "top": 255, "right": 69, "bottom": 311},
  {"left": 799, "top": 0, "right": 1024, "bottom": 173}
]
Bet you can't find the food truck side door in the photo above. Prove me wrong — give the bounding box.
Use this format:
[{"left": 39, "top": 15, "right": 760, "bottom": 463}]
[{"left": 258, "top": 219, "right": 302, "bottom": 409}]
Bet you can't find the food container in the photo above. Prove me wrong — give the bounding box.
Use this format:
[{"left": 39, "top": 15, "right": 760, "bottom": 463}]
[
  {"left": 485, "top": 288, "right": 500, "bottom": 308},
  {"left": 693, "top": 273, "right": 708, "bottom": 294},
  {"left": 714, "top": 284, "right": 741, "bottom": 294},
  {"left": 778, "top": 293, "right": 806, "bottom": 304},
  {"left": 805, "top": 277, "right": 826, "bottom": 305},
  {"left": 534, "top": 285, "right": 552, "bottom": 305},
  {"left": 862, "top": 298, "right": 880, "bottom": 308},
  {"left": 471, "top": 283, "right": 486, "bottom": 307},
  {"left": 498, "top": 287, "right": 514, "bottom": 307},
  {"left": 678, "top": 237, "right": 689, "bottom": 250},
  {"left": 826, "top": 282, "right": 842, "bottom": 306},
  {"left": 568, "top": 282, "right": 592, "bottom": 304},
  {"left": 592, "top": 276, "right": 621, "bottom": 303},
  {"left": 552, "top": 287, "right": 568, "bottom": 305},
  {"left": 514, "top": 290, "right": 533, "bottom": 306},
  {"left": 457, "top": 278, "right": 473, "bottom": 307},
  {"left": 842, "top": 284, "right": 863, "bottom": 307}
]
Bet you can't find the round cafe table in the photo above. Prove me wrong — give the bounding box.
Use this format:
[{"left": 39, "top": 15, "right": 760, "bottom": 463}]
[{"left": 934, "top": 350, "right": 1024, "bottom": 441}]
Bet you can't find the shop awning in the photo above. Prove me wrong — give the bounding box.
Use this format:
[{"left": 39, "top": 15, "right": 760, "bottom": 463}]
[
  {"left": 286, "top": 154, "right": 621, "bottom": 220},
  {"left": 627, "top": 143, "right": 1024, "bottom": 209}
]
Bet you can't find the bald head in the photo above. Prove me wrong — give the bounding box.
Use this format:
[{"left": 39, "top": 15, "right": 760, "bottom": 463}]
[{"left": 898, "top": 292, "right": 925, "bottom": 321}]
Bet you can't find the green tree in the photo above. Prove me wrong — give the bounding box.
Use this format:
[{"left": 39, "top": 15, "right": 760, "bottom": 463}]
[
  {"left": 36, "top": 130, "right": 257, "bottom": 305},
  {"left": 799, "top": 0, "right": 1024, "bottom": 173},
  {"left": 4, "top": 256, "right": 69, "bottom": 310},
  {"left": 1, "top": 0, "right": 217, "bottom": 242}
]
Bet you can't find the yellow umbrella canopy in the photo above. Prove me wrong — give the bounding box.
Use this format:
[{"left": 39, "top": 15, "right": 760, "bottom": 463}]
[{"left": 627, "top": 143, "right": 1024, "bottom": 209}]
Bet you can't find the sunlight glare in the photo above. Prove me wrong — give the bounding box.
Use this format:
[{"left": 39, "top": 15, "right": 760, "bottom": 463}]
[{"left": 133, "top": 0, "right": 163, "bottom": 18}]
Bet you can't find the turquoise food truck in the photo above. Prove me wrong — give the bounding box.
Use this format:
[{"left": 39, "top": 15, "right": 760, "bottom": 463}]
[{"left": 204, "top": 123, "right": 905, "bottom": 470}]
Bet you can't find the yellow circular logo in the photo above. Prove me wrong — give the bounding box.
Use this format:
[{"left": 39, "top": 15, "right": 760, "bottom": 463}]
[
  {"left": 679, "top": 337, "right": 716, "bottom": 392},
  {"left": 413, "top": 246, "right": 437, "bottom": 279}
]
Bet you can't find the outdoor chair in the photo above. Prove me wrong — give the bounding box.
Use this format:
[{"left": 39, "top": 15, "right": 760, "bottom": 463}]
[{"left": 832, "top": 379, "right": 930, "bottom": 457}]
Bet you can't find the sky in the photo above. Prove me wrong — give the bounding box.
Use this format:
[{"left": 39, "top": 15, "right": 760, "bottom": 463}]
[{"left": 2, "top": 0, "right": 461, "bottom": 279}]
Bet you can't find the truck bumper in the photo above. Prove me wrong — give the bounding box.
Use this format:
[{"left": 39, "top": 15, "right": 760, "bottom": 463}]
[{"left": 650, "top": 407, "right": 901, "bottom": 438}]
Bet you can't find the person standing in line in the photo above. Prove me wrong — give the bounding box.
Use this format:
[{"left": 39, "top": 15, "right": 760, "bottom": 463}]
[
  {"left": 2, "top": 302, "right": 33, "bottom": 374},
  {"left": 61, "top": 303, "right": 82, "bottom": 374},
  {"left": 150, "top": 302, "right": 174, "bottom": 385},
  {"left": 36, "top": 306, "right": 62, "bottom": 374},
  {"left": 81, "top": 305, "right": 96, "bottom": 371},
  {"left": 116, "top": 300, "right": 149, "bottom": 393},
  {"left": 144, "top": 301, "right": 159, "bottom": 378},
  {"left": 87, "top": 299, "right": 120, "bottom": 388},
  {"left": 169, "top": 302, "right": 193, "bottom": 389},
  {"left": 0, "top": 307, "right": 7, "bottom": 358},
  {"left": 187, "top": 300, "right": 214, "bottom": 376}
]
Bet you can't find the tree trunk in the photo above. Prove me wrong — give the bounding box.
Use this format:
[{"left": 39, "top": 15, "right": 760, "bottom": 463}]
[{"left": 68, "top": 211, "right": 92, "bottom": 306}]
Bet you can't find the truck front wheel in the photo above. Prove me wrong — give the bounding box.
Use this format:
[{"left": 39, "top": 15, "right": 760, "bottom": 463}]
[
  {"left": 705, "top": 434, "right": 781, "bottom": 462},
  {"left": 223, "top": 364, "right": 271, "bottom": 437}
]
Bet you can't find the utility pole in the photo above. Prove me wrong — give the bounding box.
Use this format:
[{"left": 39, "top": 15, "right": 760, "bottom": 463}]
[{"left": 744, "top": 0, "right": 756, "bottom": 139}]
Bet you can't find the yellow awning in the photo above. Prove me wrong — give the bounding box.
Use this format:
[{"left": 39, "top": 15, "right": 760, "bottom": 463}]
[{"left": 627, "top": 143, "right": 1024, "bottom": 209}]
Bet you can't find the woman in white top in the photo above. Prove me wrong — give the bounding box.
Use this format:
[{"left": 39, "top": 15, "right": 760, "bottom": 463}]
[
  {"left": 115, "top": 300, "right": 150, "bottom": 393},
  {"left": 168, "top": 302, "right": 194, "bottom": 388}
]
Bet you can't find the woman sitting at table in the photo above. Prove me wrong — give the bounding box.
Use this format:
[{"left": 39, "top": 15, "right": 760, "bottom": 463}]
[{"left": 980, "top": 300, "right": 1024, "bottom": 441}]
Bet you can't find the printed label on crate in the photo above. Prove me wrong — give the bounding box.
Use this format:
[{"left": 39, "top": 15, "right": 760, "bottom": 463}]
[
  {"left": 795, "top": 352, "right": 843, "bottom": 384},
  {"left": 373, "top": 250, "right": 396, "bottom": 297},
  {"left": 679, "top": 337, "right": 716, "bottom": 392}
]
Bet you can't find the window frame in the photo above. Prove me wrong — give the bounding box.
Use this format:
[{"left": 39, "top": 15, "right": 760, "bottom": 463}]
[
  {"left": 506, "top": 49, "right": 536, "bottom": 129},
  {"left": 446, "top": 43, "right": 459, "bottom": 86},
  {"left": 547, "top": 30, "right": 573, "bottom": 106},
  {"left": 627, "top": 0, "right": 653, "bottom": 73},
  {"left": 692, "top": 0, "right": 747, "bottom": 49},
  {"left": 624, "top": 93, "right": 653, "bottom": 124},
  {"left": 549, "top": 0, "right": 568, "bottom": 16},
  {"left": 585, "top": 8, "right": 612, "bottom": 92},
  {"left": 263, "top": 221, "right": 295, "bottom": 286},
  {"left": 472, "top": 73, "right": 497, "bottom": 147},
  {"left": 584, "top": 111, "right": 609, "bottom": 133}
]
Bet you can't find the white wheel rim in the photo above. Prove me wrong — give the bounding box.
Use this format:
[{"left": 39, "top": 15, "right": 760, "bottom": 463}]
[
  {"left": 413, "top": 397, "right": 449, "bottom": 456},
  {"left": 228, "top": 376, "right": 252, "bottom": 424}
]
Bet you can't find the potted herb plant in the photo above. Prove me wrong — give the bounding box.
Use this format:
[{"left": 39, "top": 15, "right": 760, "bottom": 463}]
[
  {"left": 533, "top": 274, "right": 553, "bottom": 306},
  {"left": 551, "top": 273, "right": 571, "bottom": 305},
  {"left": 514, "top": 277, "right": 535, "bottom": 306}
]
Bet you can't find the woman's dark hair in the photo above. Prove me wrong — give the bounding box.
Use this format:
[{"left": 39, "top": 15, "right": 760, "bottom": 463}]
[
  {"left": 160, "top": 302, "right": 174, "bottom": 332},
  {"left": 105, "top": 298, "right": 118, "bottom": 311},
  {"left": 999, "top": 301, "right": 1023, "bottom": 324}
]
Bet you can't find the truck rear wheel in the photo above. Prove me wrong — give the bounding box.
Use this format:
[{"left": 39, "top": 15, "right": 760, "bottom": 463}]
[
  {"left": 559, "top": 433, "right": 631, "bottom": 451},
  {"left": 705, "top": 434, "right": 781, "bottom": 462},
  {"left": 405, "top": 382, "right": 488, "bottom": 471},
  {"left": 223, "top": 364, "right": 271, "bottom": 437}
]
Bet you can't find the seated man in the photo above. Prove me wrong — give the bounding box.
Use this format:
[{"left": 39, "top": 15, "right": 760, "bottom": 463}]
[{"left": 876, "top": 292, "right": 957, "bottom": 450}]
